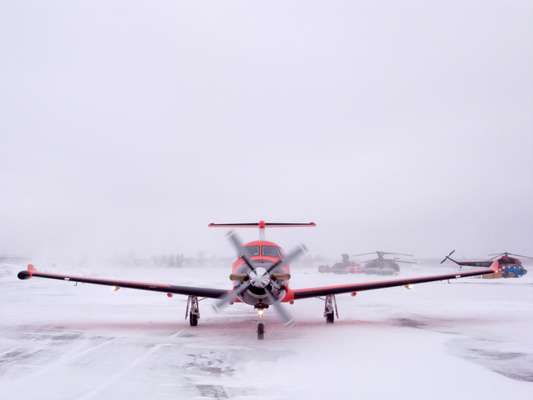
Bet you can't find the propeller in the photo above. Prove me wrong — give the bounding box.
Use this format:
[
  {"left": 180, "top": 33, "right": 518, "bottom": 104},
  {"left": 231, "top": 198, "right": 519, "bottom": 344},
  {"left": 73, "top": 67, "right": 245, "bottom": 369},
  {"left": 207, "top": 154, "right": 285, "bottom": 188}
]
[
  {"left": 212, "top": 231, "right": 305, "bottom": 325},
  {"left": 440, "top": 249, "right": 456, "bottom": 264}
]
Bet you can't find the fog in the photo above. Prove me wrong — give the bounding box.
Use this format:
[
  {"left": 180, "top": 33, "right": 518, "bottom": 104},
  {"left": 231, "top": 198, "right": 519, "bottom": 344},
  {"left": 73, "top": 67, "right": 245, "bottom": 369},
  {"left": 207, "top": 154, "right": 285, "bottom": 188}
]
[{"left": 1, "top": 1, "right": 532, "bottom": 262}]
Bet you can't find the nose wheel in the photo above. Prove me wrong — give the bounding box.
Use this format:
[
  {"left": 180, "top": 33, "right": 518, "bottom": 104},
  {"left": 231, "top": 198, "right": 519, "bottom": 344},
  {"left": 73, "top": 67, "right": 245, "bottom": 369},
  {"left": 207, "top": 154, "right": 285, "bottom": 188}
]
[
  {"left": 257, "top": 322, "right": 265, "bottom": 340},
  {"left": 255, "top": 306, "right": 267, "bottom": 340}
]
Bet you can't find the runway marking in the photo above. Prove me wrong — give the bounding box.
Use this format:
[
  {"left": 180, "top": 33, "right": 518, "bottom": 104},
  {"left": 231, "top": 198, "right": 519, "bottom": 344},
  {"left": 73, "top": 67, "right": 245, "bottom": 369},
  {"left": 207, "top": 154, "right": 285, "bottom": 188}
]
[
  {"left": 11, "top": 337, "right": 116, "bottom": 383},
  {"left": 0, "top": 347, "right": 22, "bottom": 358},
  {"left": 74, "top": 328, "right": 187, "bottom": 400}
]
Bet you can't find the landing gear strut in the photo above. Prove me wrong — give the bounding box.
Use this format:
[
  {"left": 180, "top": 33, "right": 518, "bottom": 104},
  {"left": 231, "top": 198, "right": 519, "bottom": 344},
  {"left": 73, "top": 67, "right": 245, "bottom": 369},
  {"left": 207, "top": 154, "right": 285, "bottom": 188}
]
[
  {"left": 324, "top": 294, "right": 339, "bottom": 324},
  {"left": 185, "top": 295, "right": 200, "bottom": 326},
  {"left": 256, "top": 306, "right": 267, "bottom": 340}
]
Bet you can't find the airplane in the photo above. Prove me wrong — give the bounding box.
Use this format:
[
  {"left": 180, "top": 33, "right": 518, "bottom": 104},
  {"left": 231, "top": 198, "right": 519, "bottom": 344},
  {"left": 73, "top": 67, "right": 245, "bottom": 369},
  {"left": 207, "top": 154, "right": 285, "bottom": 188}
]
[
  {"left": 18, "top": 221, "right": 498, "bottom": 339},
  {"left": 440, "top": 250, "right": 529, "bottom": 278},
  {"left": 352, "top": 251, "right": 417, "bottom": 275}
]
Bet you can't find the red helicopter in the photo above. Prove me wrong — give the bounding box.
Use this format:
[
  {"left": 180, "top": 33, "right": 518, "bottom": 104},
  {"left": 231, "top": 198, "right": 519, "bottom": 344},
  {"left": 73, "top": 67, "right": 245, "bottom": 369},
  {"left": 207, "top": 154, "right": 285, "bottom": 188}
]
[
  {"left": 440, "top": 250, "right": 529, "bottom": 279},
  {"left": 18, "top": 221, "right": 498, "bottom": 339}
]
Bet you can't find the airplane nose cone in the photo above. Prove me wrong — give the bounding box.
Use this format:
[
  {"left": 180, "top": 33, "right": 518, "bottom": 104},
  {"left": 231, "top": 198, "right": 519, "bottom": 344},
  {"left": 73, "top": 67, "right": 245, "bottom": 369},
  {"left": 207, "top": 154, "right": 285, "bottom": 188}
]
[{"left": 249, "top": 267, "right": 270, "bottom": 288}]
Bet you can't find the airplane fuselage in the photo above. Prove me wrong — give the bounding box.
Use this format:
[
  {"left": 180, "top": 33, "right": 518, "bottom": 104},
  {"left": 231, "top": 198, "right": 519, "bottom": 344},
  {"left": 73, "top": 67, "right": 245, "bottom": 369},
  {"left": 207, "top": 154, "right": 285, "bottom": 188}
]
[{"left": 231, "top": 240, "right": 290, "bottom": 307}]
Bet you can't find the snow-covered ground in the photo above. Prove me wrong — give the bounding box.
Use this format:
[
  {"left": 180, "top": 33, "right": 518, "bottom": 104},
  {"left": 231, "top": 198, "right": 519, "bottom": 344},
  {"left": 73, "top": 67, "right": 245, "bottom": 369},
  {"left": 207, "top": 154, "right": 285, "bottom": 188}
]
[{"left": 1, "top": 261, "right": 532, "bottom": 399}]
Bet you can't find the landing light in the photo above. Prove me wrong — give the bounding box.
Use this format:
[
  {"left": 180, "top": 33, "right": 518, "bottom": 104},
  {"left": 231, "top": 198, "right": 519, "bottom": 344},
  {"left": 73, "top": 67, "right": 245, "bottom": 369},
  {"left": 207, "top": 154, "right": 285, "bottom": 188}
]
[{"left": 112, "top": 286, "right": 120, "bottom": 292}]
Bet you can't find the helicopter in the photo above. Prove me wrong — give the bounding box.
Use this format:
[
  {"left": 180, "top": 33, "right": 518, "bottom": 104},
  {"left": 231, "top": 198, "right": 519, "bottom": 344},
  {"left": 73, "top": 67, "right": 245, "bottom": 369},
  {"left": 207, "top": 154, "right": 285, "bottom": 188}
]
[
  {"left": 318, "top": 253, "right": 363, "bottom": 274},
  {"left": 352, "top": 251, "right": 417, "bottom": 276},
  {"left": 440, "top": 250, "right": 529, "bottom": 278}
]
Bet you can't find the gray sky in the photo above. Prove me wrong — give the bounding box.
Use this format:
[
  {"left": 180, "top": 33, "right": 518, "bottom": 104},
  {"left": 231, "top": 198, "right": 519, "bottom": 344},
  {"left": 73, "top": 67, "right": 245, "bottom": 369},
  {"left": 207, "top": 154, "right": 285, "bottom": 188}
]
[{"left": 1, "top": 1, "right": 532, "bottom": 260}]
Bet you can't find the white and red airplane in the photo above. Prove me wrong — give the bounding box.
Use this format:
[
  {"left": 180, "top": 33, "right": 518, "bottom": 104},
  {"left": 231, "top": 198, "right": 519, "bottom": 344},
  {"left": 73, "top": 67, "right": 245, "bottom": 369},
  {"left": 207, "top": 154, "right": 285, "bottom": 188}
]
[{"left": 18, "top": 221, "right": 498, "bottom": 339}]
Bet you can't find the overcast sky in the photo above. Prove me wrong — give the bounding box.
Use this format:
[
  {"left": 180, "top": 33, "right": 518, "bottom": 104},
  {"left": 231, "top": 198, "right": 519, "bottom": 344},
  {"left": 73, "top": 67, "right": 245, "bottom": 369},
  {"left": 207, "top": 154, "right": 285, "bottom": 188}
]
[{"left": 1, "top": 1, "right": 532, "bottom": 261}]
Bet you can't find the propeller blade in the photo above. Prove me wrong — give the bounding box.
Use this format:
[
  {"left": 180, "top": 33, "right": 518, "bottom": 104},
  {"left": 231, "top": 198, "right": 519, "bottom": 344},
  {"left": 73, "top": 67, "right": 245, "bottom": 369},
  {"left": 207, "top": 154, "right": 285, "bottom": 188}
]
[
  {"left": 265, "top": 289, "right": 294, "bottom": 326},
  {"left": 284, "top": 244, "right": 307, "bottom": 264},
  {"left": 440, "top": 249, "right": 456, "bottom": 264},
  {"left": 226, "top": 230, "right": 244, "bottom": 254},
  {"left": 265, "top": 245, "right": 307, "bottom": 275},
  {"left": 226, "top": 231, "right": 255, "bottom": 271},
  {"left": 212, "top": 282, "right": 250, "bottom": 312}
]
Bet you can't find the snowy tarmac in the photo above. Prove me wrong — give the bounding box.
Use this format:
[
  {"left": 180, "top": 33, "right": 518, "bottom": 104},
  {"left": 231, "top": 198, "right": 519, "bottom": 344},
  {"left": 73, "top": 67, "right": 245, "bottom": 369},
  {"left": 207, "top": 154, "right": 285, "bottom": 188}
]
[{"left": 1, "top": 262, "right": 532, "bottom": 399}]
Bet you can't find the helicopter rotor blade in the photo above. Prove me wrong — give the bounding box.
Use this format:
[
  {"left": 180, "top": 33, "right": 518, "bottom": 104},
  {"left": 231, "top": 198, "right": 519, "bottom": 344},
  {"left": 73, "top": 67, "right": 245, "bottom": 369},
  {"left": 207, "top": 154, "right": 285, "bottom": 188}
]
[
  {"left": 380, "top": 251, "right": 414, "bottom": 257},
  {"left": 440, "top": 249, "right": 456, "bottom": 264},
  {"left": 352, "top": 252, "right": 377, "bottom": 257},
  {"left": 489, "top": 251, "right": 533, "bottom": 260},
  {"left": 395, "top": 259, "right": 418, "bottom": 264}
]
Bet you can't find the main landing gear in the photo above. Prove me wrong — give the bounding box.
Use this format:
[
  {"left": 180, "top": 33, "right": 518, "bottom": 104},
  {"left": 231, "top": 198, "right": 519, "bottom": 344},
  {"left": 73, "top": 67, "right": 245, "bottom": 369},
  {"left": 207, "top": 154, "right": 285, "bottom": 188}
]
[
  {"left": 185, "top": 295, "right": 200, "bottom": 327},
  {"left": 324, "top": 294, "right": 339, "bottom": 324}
]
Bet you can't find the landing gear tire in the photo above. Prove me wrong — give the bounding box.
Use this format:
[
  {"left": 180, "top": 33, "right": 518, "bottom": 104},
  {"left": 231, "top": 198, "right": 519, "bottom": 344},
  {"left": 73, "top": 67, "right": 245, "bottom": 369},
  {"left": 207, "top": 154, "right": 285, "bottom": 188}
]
[
  {"left": 324, "top": 294, "right": 338, "bottom": 324},
  {"left": 326, "top": 312, "right": 334, "bottom": 324},
  {"left": 257, "top": 322, "right": 265, "bottom": 340},
  {"left": 189, "top": 312, "right": 198, "bottom": 327},
  {"left": 186, "top": 296, "right": 200, "bottom": 327}
]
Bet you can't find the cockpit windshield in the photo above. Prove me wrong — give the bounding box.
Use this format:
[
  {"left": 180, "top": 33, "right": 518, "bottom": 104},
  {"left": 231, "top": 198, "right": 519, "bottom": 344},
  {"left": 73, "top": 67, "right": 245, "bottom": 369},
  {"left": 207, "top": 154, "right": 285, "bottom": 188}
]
[
  {"left": 262, "top": 245, "right": 281, "bottom": 257},
  {"left": 243, "top": 246, "right": 260, "bottom": 257}
]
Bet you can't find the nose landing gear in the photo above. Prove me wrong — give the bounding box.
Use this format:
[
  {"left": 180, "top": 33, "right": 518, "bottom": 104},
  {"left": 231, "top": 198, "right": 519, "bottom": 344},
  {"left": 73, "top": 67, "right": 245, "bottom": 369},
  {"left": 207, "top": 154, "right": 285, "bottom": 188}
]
[
  {"left": 256, "top": 306, "right": 267, "bottom": 340},
  {"left": 185, "top": 295, "right": 200, "bottom": 326}
]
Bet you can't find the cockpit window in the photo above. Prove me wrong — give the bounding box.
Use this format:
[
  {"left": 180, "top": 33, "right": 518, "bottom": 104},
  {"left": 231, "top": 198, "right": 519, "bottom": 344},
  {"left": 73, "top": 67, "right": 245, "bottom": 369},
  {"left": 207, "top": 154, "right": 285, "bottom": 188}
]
[
  {"left": 262, "top": 245, "right": 281, "bottom": 257},
  {"left": 243, "top": 246, "right": 260, "bottom": 257}
]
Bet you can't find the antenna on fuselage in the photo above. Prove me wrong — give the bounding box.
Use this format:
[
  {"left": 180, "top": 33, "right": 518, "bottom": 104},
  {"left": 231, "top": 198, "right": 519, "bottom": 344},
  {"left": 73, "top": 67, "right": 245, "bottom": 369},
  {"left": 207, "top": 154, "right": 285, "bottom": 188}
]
[{"left": 208, "top": 220, "right": 316, "bottom": 241}]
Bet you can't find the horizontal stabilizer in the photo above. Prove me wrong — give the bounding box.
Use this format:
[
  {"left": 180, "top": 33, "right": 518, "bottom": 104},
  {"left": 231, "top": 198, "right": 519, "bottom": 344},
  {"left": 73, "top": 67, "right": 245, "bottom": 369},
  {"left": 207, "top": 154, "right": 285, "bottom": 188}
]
[{"left": 209, "top": 220, "right": 316, "bottom": 229}]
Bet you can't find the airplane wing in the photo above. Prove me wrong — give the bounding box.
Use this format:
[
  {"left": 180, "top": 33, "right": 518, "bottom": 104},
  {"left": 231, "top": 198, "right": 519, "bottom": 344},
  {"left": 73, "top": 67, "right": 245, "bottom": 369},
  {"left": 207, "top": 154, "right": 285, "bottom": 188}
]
[
  {"left": 17, "top": 264, "right": 227, "bottom": 299},
  {"left": 290, "top": 263, "right": 497, "bottom": 300}
]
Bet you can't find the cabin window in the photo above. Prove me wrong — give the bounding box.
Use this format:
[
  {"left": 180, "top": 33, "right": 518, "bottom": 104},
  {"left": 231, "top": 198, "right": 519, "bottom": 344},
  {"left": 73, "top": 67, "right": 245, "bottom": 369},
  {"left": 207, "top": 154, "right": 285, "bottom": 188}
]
[
  {"left": 243, "top": 246, "right": 260, "bottom": 257},
  {"left": 262, "top": 246, "right": 281, "bottom": 257}
]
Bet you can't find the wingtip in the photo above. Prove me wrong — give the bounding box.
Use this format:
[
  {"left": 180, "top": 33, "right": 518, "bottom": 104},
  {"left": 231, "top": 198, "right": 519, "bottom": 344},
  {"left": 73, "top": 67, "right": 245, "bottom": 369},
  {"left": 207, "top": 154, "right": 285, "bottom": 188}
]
[
  {"left": 18, "top": 264, "right": 36, "bottom": 280},
  {"left": 17, "top": 270, "right": 30, "bottom": 280}
]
